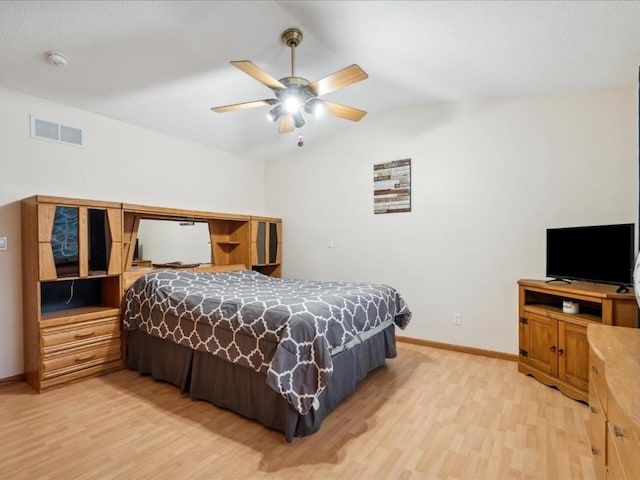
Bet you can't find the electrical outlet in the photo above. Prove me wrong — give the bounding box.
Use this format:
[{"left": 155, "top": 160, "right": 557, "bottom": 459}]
[{"left": 453, "top": 313, "right": 462, "bottom": 326}]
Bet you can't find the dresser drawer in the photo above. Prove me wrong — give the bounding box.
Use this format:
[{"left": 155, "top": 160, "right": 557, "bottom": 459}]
[
  {"left": 589, "top": 347, "right": 607, "bottom": 412},
  {"left": 608, "top": 392, "right": 640, "bottom": 480},
  {"left": 42, "top": 316, "right": 120, "bottom": 353},
  {"left": 588, "top": 381, "right": 607, "bottom": 480},
  {"left": 606, "top": 427, "right": 628, "bottom": 480},
  {"left": 42, "top": 339, "right": 121, "bottom": 379}
]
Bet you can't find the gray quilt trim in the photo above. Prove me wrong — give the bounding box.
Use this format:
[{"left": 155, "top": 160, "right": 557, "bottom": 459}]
[{"left": 328, "top": 317, "right": 395, "bottom": 356}]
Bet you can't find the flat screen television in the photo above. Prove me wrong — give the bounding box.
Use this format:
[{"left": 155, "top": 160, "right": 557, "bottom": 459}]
[{"left": 546, "top": 223, "right": 635, "bottom": 289}]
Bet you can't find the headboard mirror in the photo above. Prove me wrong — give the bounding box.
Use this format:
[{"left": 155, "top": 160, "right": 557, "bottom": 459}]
[{"left": 136, "top": 219, "right": 211, "bottom": 265}]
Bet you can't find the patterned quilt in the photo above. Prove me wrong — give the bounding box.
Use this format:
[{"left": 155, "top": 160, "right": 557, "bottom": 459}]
[{"left": 123, "top": 269, "right": 411, "bottom": 415}]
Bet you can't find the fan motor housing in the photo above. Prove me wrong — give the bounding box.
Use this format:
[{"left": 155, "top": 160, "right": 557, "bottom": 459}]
[
  {"left": 282, "top": 28, "right": 303, "bottom": 48},
  {"left": 279, "top": 77, "right": 310, "bottom": 88}
]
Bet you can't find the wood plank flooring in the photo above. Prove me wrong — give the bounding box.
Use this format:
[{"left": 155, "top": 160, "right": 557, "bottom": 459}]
[{"left": 0, "top": 343, "right": 595, "bottom": 479}]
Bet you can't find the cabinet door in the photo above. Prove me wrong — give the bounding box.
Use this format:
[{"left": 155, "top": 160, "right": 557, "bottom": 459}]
[
  {"left": 520, "top": 313, "right": 558, "bottom": 377},
  {"left": 38, "top": 204, "right": 80, "bottom": 280},
  {"left": 87, "top": 208, "right": 122, "bottom": 276},
  {"left": 251, "top": 220, "right": 281, "bottom": 266},
  {"left": 558, "top": 322, "right": 589, "bottom": 392},
  {"left": 608, "top": 392, "right": 640, "bottom": 480},
  {"left": 607, "top": 423, "right": 628, "bottom": 480},
  {"left": 38, "top": 204, "right": 121, "bottom": 280}
]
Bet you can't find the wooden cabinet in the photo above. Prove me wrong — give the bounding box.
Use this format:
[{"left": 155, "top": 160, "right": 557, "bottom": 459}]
[
  {"left": 588, "top": 325, "right": 640, "bottom": 480},
  {"left": 21, "top": 196, "right": 123, "bottom": 392},
  {"left": 251, "top": 217, "right": 282, "bottom": 277},
  {"left": 22, "top": 196, "right": 284, "bottom": 392},
  {"left": 518, "top": 280, "right": 637, "bottom": 402}
]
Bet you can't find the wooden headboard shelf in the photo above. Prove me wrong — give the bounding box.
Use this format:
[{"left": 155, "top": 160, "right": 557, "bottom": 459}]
[
  {"left": 121, "top": 203, "right": 256, "bottom": 275},
  {"left": 122, "top": 203, "right": 251, "bottom": 222},
  {"left": 121, "top": 202, "right": 281, "bottom": 277}
]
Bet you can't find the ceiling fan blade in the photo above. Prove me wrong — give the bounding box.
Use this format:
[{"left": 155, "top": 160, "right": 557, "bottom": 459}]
[
  {"left": 211, "top": 99, "right": 277, "bottom": 113},
  {"left": 211, "top": 98, "right": 278, "bottom": 113},
  {"left": 279, "top": 114, "right": 295, "bottom": 134},
  {"left": 231, "top": 61, "right": 286, "bottom": 91},
  {"left": 317, "top": 100, "right": 367, "bottom": 122},
  {"left": 307, "top": 64, "right": 368, "bottom": 97}
]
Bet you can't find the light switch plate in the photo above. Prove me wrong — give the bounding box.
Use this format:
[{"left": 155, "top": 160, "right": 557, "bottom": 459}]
[{"left": 0, "top": 236, "right": 6, "bottom": 251}]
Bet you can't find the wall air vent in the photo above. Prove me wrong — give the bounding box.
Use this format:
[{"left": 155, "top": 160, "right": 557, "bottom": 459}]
[{"left": 30, "top": 115, "right": 85, "bottom": 147}]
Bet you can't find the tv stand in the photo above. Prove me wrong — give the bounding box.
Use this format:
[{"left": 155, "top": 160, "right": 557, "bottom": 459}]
[
  {"left": 518, "top": 279, "right": 638, "bottom": 402},
  {"left": 616, "top": 285, "right": 630, "bottom": 293},
  {"left": 545, "top": 278, "right": 572, "bottom": 284}
]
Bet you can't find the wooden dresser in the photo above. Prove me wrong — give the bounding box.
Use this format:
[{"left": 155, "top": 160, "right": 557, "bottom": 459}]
[
  {"left": 21, "top": 196, "right": 124, "bottom": 392},
  {"left": 588, "top": 324, "right": 640, "bottom": 480}
]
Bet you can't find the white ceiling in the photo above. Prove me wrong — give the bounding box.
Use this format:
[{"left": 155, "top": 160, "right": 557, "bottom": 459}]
[{"left": 1, "top": 1, "right": 640, "bottom": 161}]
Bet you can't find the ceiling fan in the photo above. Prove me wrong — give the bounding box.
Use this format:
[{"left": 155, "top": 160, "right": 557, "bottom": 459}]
[{"left": 211, "top": 28, "right": 368, "bottom": 136}]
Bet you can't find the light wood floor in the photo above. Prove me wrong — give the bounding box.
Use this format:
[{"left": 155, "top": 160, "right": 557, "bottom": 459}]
[{"left": 0, "top": 343, "right": 595, "bottom": 479}]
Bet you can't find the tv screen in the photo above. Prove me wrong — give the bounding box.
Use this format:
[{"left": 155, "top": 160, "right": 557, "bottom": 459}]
[{"left": 546, "top": 223, "right": 635, "bottom": 286}]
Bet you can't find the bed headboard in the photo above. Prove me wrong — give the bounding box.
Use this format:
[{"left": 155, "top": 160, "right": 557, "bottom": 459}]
[{"left": 121, "top": 203, "right": 252, "bottom": 272}]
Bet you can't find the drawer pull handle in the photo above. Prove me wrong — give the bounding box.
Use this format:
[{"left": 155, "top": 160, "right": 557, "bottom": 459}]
[
  {"left": 74, "top": 354, "right": 96, "bottom": 363},
  {"left": 74, "top": 331, "right": 95, "bottom": 339},
  {"left": 591, "top": 447, "right": 600, "bottom": 455},
  {"left": 614, "top": 425, "right": 626, "bottom": 437},
  {"left": 550, "top": 346, "right": 556, "bottom": 353},
  {"left": 590, "top": 405, "right": 598, "bottom": 414}
]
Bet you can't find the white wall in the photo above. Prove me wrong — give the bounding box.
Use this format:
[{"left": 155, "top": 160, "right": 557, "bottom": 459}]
[
  {"left": 2, "top": 87, "right": 637, "bottom": 377},
  {"left": 0, "top": 87, "right": 265, "bottom": 378},
  {"left": 265, "top": 89, "right": 638, "bottom": 354}
]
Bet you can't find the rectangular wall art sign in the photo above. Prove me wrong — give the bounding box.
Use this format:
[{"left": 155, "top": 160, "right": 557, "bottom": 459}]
[{"left": 373, "top": 159, "right": 411, "bottom": 214}]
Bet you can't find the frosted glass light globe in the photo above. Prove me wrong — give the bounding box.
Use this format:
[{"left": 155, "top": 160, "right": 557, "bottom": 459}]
[{"left": 284, "top": 97, "right": 301, "bottom": 113}]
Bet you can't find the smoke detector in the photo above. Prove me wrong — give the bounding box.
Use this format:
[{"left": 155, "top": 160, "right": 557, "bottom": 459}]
[{"left": 45, "top": 51, "right": 69, "bottom": 67}]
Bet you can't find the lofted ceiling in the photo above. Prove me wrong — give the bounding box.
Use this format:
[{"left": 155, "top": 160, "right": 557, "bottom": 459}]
[{"left": 1, "top": 1, "right": 640, "bottom": 161}]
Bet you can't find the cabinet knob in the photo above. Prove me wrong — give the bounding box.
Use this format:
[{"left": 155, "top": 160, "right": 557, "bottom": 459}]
[
  {"left": 591, "top": 447, "right": 600, "bottom": 455},
  {"left": 614, "top": 425, "right": 626, "bottom": 437},
  {"left": 550, "top": 346, "right": 556, "bottom": 353},
  {"left": 557, "top": 348, "right": 564, "bottom": 356},
  {"left": 590, "top": 405, "right": 598, "bottom": 414},
  {"left": 591, "top": 366, "right": 599, "bottom": 374}
]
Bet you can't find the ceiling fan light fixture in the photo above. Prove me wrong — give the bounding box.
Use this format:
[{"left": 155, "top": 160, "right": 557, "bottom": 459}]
[
  {"left": 305, "top": 99, "right": 324, "bottom": 118},
  {"left": 293, "top": 112, "right": 305, "bottom": 129},
  {"left": 284, "top": 95, "right": 301, "bottom": 114},
  {"left": 267, "top": 104, "right": 282, "bottom": 122}
]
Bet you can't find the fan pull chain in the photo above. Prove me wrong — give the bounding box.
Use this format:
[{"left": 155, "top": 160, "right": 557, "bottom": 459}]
[{"left": 297, "top": 129, "right": 304, "bottom": 147}]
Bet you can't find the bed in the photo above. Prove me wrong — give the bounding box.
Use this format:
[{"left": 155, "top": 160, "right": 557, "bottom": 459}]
[{"left": 123, "top": 268, "right": 411, "bottom": 441}]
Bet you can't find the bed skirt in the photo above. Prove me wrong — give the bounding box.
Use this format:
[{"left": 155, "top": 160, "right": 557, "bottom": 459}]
[{"left": 125, "top": 325, "right": 397, "bottom": 442}]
